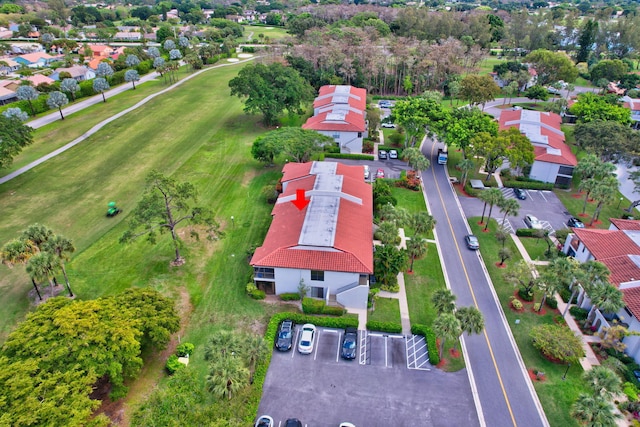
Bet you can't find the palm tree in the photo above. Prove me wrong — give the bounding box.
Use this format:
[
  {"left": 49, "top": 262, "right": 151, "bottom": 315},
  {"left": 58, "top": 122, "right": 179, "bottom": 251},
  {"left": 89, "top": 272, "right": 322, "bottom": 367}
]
[
  {"left": 432, "top": 288, "right": 456, "bottom": 314},
  {"left": 495, "top": 229, "right": 508, "bottom": 248},
  {"left": 1, "top": 239, "right": 42, "bottom": 300},
  {"left": 563, "top": 260, "right": 607, "bottom": 316},
  {"left": 537, "top": 270, "right": 565, "bottom": 311},
  {"left": 376, "top": 221, "right": 399, "bottom": 245},
  {"left": 587, "top": 284, "right": 624, "bottom": 327},
  {"left": 457, "top": 158, "right": 475, "bottom": 188},
  {"left": 498, "top": 247, "right": 512, "bottom": 266},
  {"left": 499, "top": 198, "right": 520, "bottom": 224},
  {"left": 579, "top": 178, "right": 599, "bottom": 215},
  {"left": 407, "top": 237, "right": 428, "bottom": 272},
  {"left": 408, "top": 211, "right": 435, "bottom": 237},
  {"left": 21, "top": 223, "right": 53, "bottom": 250},
  {"left": 44, "top": 235, "right": 75, "bottom": 297},
  {"left": 478, "top": 188, "right": 503, "bottom": 228},
  {"left": 25, "top": 252, "right": 60, "bottom": 298},
  {"left": 571, "top": 394, "right": 621, "bottom": 427},
  {"left": 204, "top": 330, "right": 241, "bottom": 361},
  {"left": 589, "top": 176, "right": 618, "bottom": 225},
  {"left": 483, "top": 188, "right": 505, "bottom": 231},
  {"left": 377, "top": 203, "right": 397, "bottom": 222},
  {"left": 583, "top": 366, "right": 621, "bottom": 399},
  {"left": 241, "top": 335, "right": 267, "bottom": 383},
  {"left": 433, "top": 313, "right": 461, "bottom": 358},
  {"left": 456, "top": 306, "right": 484, "bottom": 336},
  {"left": 206, "top": 355, "right": 249, "bottom": 400}
]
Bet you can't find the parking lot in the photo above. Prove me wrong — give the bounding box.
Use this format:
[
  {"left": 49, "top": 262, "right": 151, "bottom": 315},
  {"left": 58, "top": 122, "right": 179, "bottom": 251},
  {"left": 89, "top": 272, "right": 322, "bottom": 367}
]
[{"left": 258, "top": 326, "right": 479, "bottom": 427}]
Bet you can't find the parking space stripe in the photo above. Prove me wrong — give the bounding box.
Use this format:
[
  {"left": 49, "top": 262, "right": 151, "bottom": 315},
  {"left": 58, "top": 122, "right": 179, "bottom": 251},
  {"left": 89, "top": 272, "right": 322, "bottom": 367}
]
[
  {"left": 336, "top": 331, "right": 342, "bottom": 362},
  {"left": 313, "top": 329, "right": 320, "bottom": 361},
  {"left": 292, "top": 328, "right": 300, "bottom": 359},
  {"left": 359, "top": 330, "right": 367, "bottom": 365},
  {"left": 385, "top": 336, "right": 389, "bottom": 367}
]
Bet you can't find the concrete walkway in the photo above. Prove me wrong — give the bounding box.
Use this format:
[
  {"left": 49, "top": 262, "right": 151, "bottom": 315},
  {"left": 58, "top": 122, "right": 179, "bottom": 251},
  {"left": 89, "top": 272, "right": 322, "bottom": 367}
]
[
  {"left": 377, "top": 228, "right": 412, "bottom": 335},
  {"left": 0, "top": 57, "right": 257, "bottom": 186},
  {"left": 509, "top": 233, "right": 601, "bottom": 370}
]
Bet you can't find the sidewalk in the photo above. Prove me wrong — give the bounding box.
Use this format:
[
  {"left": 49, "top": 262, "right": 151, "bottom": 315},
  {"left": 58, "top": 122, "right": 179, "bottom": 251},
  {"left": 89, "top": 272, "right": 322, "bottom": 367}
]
[
  {"left": 377, "top": 228, "right": 412, "bottom": 335},
  {"left": 509, "top": 234, "right": 600, "bottom": 370}
]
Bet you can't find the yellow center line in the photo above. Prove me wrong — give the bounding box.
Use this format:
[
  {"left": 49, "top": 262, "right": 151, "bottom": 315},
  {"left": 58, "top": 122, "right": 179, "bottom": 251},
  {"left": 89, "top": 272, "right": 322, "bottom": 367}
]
[{"left": 429, "top": 143, "right": 517, "bottom": 427}]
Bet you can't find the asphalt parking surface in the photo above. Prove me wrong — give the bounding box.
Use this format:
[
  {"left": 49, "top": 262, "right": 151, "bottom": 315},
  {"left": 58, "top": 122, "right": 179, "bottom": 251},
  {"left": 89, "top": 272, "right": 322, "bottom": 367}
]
[
  {"left": 326, "top": 158, "right": 409, "bottom": 181},
  {"left": 257, "top": 327, "right": 479, "bottom": 427}
]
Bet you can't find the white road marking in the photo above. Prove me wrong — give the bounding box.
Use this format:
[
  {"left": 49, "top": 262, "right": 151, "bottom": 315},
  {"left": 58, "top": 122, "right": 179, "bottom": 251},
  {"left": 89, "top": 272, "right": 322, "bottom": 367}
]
[
  {"left": 292, "top": 328, "right": 300, "bottom": 359},
  {"left": 359, "top": 330, "right": 367, "bottom": 365},
  {"left": 313, "top": 330, "right": 320, "bottom": 361},
  {"left": 385, "top": 336, "right": 389, "bottom": 367},
  {"left": 336, "top": 331, "right": 342, "bottom": 362}
]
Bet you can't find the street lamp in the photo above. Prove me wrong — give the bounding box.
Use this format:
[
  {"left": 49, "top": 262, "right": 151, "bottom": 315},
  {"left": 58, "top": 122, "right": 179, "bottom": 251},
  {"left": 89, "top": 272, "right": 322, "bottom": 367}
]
[
  {"left": 231, "top": 216, "right": 235, "bottom": 227},
  {"left": 618, "top": 197, "right": 624, "bottom": 209},
  {"left": 562, "top": 363, "right": 571, "bottom": 380}
]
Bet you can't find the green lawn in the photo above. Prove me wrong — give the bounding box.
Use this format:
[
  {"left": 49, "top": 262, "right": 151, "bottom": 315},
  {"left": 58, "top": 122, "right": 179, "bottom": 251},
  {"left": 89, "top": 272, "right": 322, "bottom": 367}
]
[
  {"left": 404, "top": 245, "right": 443, "bottom": 326},
  {"left": 519, "top": 236, "right": 554, "bottom": 261},
  {"left": 242, "top": 25, "right": 290, "bottom": 42},
  {"left": 369, "top": 297, "right": 401, "bottom": 323},
  {"left": 478, "top": 56, "right": 504, "bottom": 75},
  {"left": 470, "top": 218, "right": 587, "bottom": 427},
  {"left": 553, "top": 189, "right": 631, "bottom": 230}
]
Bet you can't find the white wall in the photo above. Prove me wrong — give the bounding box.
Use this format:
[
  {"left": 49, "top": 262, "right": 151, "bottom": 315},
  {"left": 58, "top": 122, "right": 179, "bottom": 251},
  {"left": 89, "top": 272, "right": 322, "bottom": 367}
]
[
  {"left": 529, "top": 161, "right": 560, "bottom": 184},
  {"left": 316, "top": 130, "right": 363, "bottom": 154},
  {"left": 562, "top": 234, "right": 594, "bottom": 263},
  {"left": 624, "top": 315, "right": 640, "bottom": 364},
  {"left": 274, "top": 267, "right": 362, "bottom": 297}
]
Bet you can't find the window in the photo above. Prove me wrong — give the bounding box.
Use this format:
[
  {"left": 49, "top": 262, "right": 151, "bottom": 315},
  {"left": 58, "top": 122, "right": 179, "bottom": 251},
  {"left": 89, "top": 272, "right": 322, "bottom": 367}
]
[
  {"left": 558, "top": 166, "right": 574, "bottom": 176},
  {"left": 332, "top": 133, "right": 340, "bottom": 139},
  {"left": 310, "top": 286, "right": 325, "bottom": 298},
  {"left": 357, "top": 132, "right": 362, "bottom": 137},
  {"left": 310, "top": 270, "right": 324, "bottom": 281},
  {"left": 254, "top": 267, "right": 274, "bottom": 279}
]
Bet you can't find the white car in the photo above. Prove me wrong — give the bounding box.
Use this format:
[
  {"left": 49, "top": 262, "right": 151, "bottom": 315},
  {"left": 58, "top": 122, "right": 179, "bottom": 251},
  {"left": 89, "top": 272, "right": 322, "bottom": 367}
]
[
  {"left": 381, "top": 122, "right": 396, "bottom": 128},
  {"left": 255, "top": 415, "right": 274, "bottom": 427},
  {"left": 298, "top": 323, "right": 316, "bottom": 354},
  {"left": 363, "top": 165, "right": 370, "bottom": 180},
  {"left": 388, "top": 149, "right": 398, "bottom": 159},
  {"left": 524, "top": 214, "right": 543, "bottom": 230}
]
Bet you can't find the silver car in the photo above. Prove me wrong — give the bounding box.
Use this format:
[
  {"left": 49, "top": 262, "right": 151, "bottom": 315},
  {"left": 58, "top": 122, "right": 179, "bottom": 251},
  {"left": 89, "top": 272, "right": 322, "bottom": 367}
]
[{"left": 524, "top": 214, "right": 543, "bottom": 230}]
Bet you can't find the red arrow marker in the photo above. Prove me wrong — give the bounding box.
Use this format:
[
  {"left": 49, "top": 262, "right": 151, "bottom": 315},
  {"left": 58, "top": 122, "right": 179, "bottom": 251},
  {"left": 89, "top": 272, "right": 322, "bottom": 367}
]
[{"left": 291, "top": 188, "right": 310, "bottom": 210}]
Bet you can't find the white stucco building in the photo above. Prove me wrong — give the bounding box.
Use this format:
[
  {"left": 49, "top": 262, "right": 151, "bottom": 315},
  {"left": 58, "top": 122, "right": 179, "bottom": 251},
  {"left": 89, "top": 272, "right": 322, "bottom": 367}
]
[
  {"left": 302, "top": 85, "right": 368, "bottom": 154},
  {"left": 563, "top": 219, "right": 640, "bottom": 363},
  {"left": 250, "top": 161, "right": 372, "bottom": 310},
  {"left": 499, "top": 110, "right": 577, "bottom": 186}
]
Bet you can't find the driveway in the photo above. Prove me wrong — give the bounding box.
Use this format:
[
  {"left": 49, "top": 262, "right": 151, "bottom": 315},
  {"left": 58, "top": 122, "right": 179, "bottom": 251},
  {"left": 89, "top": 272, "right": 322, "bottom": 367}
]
[
  {"left": 326, "top": 157, "right": 409, "bottom": 181},
  {"left": 258, "top": 327, "right": 479, "bottom": 427}
]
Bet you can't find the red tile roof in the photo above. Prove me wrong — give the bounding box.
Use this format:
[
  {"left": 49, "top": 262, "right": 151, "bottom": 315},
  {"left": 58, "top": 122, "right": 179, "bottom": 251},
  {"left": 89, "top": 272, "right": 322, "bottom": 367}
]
[
  {"left": 623, "top": 287, "right": 640, "bottom": 320},
  {"left": 251, "top": 162, "right": 373, "bottom": 274},
  {"left": 302, "top": 110, "right": 365, "bottom": 132},
  {"left": 282, "top": 161, "right": 363, "bottom": 183},
  {"left": 499, "top": 110, "right": 577, "bottom": 166},
  {"left": 573, "top": 228, "right": 640, "bottom": 260},
  {"left": 25, "top": 74, "right": 54, "bottom": 86},
  {"left": 17, "top": 52, "right": 54, "bottom": 63},
  {"left": 313, "top": 85, "right": 366, "bottom": 111},
  {"left": 611, "top": 218, "right": 640, "bottom": 231}
]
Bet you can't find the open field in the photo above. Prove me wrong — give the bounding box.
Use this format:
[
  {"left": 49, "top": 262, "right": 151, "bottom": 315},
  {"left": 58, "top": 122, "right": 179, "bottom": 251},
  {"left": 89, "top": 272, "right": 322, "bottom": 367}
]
[
  {"left": 470, "top": 218, "right": 586, "bottom": 427},
  {"left": 242, "top": 25, "right": 290, "bottom": 42}
]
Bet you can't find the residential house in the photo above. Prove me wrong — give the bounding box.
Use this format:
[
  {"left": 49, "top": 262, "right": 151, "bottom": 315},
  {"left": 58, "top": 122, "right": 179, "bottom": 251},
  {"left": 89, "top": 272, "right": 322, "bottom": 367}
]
[
  {"left": 24, "top": 74, "right": 55, "bottom": 87},
  {"left": 499, "top": 109, "right": 577, "bottom": 186},
  {"left": 622, "top": 96, "right": 640, "bottom": 129},
  {"left": 0, "top": 27, "right": 12, "bottom": 39},
  {"left": 15, "top": 52, "right": 58, "bottom": 68},
  {"left": 50, "top": 65, "right": 96, "bottom": 82},
  {"left": 114, "top": 31, "right": 141, "bottom": 41},
  {"left": 81, "top": 44, "right": 114, "bottom": 59},
  {"left": 0, "top": 58, "right": 20, "bottom": 75},
  {"left": 0, "top": 86, "right": 17, "bottom": 105},
  {"left": 563, "top": 219, "right": 640, "bottom": 364},
  {"left": 302, "top": 85, "right": 368, "bottom": 154},
  {"left": 250, "top": 161, "right": 373, "bottom": 310}
]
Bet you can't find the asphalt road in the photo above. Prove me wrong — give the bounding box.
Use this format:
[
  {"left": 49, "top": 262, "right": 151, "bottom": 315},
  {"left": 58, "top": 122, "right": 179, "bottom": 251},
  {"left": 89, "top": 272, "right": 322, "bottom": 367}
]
[{"left": 421, "top": 138, "right": 548, "bottom": 427}]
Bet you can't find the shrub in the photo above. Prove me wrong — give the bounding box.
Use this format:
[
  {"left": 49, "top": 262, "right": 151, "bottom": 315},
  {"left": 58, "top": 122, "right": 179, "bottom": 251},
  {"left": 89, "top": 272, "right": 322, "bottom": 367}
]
[
  {"left": 280, "top": 292, "right": 301, "bottom": 301},
  {"left": 516, "top": 228, "right": 538, "bottom": 237},
  {"left": 301, "top": 297, "right": 345, "bottom": 315},
  {"left": 250, "top": 290, "right": 266, "bottom": 300},
  {"left": 165, "top": 354, "right": 185, "bottom": 374},
  {"left": 533, "top": 302, "right": 542, "bottom": 311},
  {"left": 246, "top": 282, "right": 257, "bottom": 294},
  {"left": 623, "top": 382, "right": 639, "bottom": 402},
  {"left": 569, "top": 306, "right": 589, "bottom": 320},
  {"left": 546, "top": 297, "right": 558, "bottom": 309},
  {"left": 559, "top": 287, "right": 572, "bottom": 303},
  {"left": 554, "top": 229, "right": 570, "bottom": 245},
  {"left": 324, "top": 153, "right": 375, "bottom": 160},
  {"left": 511, "top": 297, "right": 523, "bottom": 310},
  {"left": 411, "top": 324, "right": 440, "bottom": 366},
  {"left": 530, "top": 324, "right": 585, "bottom": 363},
  {"left": 518, "top": 288, "right": 534, "bottom": 301},
  {"left": 367, "top": 321, "right": 402, "bottom": 333},
  {"left": 176, "top": 342, "right": 195, "bottom": 357},
  {"left": 504, "top": 180, "right": 554, "bottom": 190},
  {"left": 323, "top": 305, "right": 347, "bottom": 316}
]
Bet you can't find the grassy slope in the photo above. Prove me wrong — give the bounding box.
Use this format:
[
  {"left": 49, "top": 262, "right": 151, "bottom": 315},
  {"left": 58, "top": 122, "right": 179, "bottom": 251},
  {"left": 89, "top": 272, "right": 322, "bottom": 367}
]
[{"left": 470, "top": 218, "right": 585, "bottom": 427}]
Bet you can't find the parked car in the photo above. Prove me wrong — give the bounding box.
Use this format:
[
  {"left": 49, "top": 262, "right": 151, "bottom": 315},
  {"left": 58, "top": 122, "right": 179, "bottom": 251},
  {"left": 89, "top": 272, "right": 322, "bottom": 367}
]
[
  {"left": 524, "top": 214, "right": 543, "bottom": 230},
  {"left": 513, "top": 188, "right": 527, "bottom": 200},
  {"left": 284, "top": 419, "right": 303, "bottom": 427},
  {"left": 388, "top": 149, "right": 398, "bottom": 159},
  {"left": 378, "top": 150, "right": 387, "bottom": 160},
  {"left": 275, "top": 319, "right": 294, "bottom": 352},
  {"left": 363, "top": 165, "right": 370, "bottom": 180},
  {"left": 255, "top": 415, "right": 274, "bottom": 427},
  {"left": 567, "top": 217, "right": 585, "bottom": 228},
  {"left": 339, "top": 423, "right": 356, "bottom": 427},
  {"left": 376, "top": 168, "right": 385, "bottom": 179},
  {"left": 381, "top": 122, "right": 396, "bottom": 128},
  {"left": 298, "top": 324, "right": 316, "bottom": 354},
  {"left": 465, "top": 234, "right": 480, "bottom": 250},
  {"left": 341, "top": 327, "right": 358, "bottom": 360},
  {"left": 378, "top": 100, "right": 392, "bottom": 108}
]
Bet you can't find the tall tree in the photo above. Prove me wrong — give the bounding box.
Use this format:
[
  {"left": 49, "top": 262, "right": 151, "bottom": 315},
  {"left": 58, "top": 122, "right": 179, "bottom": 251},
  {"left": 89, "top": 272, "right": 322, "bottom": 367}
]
[
  {"left": 576, "top": 19, "right": 598, "bottom": 63},
  {"left": 120, "top": 170, "right": 223, "bottom": 265},
  {"left": 575, "top": 120, "right": 640, "bottom": 162},
  {"left": 206, "top": 355, "right": 249, "bottom": 400},
  {"left": 569, "top": 92, "right": 631, "bottom": 125},
  {"left": 442, "top": 107, "right": 498, "bottom": 156},
  {"left": 459, "top": 74, "right": 501, "bottom": 110},
  {"left": 393, "top": 97, "right": 448, "bottom": 147},
  {"left": 458, "top": 158, "right": 476, "bottom": 188},
  {"left": 0, "top": 115, "right": 34, "bottom": 169},
  {"left": 469, "top": 128, "right": 534, "bottom": 182},
  {"left": 93, "top": 78, "right": 110, "bottom": 102},
  {"left": 407, "top": 237, "right": 428, "bottom": 273},
  {"left": 455, "top": 306, "right": 484, "bottom": 336},
  {"left": 589, "top": 176, "right": 619, "bottom": 225},
  {"left": 524, "top": 49, "right": 578, "bottom": 86},
  {"left": 0, "top": 239, "right": 42, "bottom": 300},
  {"left": 229, "top": 63, "right": 315, "bottom": 126},
  {"left": 25, "top": 252, "right": 60, "bottom": 297},
  {"left": 433, "top": 312, "right": 461, "bottom": 358},
  {"left": 408, "top": 211, "right": 435, "bottom": 237},
  {"left": 46, "top": 91, "right": 69, "bottom": 120},
  {"left": 402, "top": 147, "right": 430, "bottom": 174},
  {"left": 571, "top": 394, "right": 621, "bottom": 427},
  {"left": 43, "top": 235, "right": 75, "bottom": 297},
  {"left": 499, "top": 197, "right": 520, "bottom": 224},
  {"left": 373, "top": 244, "right": 407, "bottom": 289},
  {"left": 16, "top": 85, "right": 39, "bottom": 116},
  {"left": 481, "top": 188, "right": 504, "bottom": 232},
  {"left": 125, "top": 69, "right": 140, "bottom": 90},
  {"left": 432, "top": 288, "right": 456, "bottom": 315},
  {"left": 95, "top": 62, "right": 114, "bottom": 78},
  {"left": 587, "top": 284, "right": 624, "bottom": 327},
  {"left": 60, "top": 78, "right": 80, "bottom": 101}
]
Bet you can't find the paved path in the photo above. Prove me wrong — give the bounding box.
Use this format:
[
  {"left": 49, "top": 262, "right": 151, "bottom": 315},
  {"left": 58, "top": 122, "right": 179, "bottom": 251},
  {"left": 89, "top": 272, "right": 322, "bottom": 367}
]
[
  {"left": 377, "top": 228, "right": 412, "bottom": 335},
  {"left": 422, "top": 136, "right": 548, "bottom": 427},
  {"left": 0, "top": 57, "right": 257, "bottom": 186}
]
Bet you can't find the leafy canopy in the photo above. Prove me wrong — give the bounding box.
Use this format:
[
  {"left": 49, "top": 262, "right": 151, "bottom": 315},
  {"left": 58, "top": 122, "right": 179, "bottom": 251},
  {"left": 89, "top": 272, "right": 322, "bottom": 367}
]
[{"left": 0, "top": 115, "right": 34, "bottom": 169}]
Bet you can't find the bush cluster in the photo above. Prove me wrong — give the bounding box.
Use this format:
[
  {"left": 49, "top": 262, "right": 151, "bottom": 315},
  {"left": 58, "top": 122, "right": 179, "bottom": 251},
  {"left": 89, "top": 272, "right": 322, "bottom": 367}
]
[
  {"left": 504, "top": 180, "right": 554, "bottom": 191},
  {"left": 397, "top": 170, "right": 421, "bottom": 191},
  {"left": 411, "top": 324, "right": 440, "bottom": 366},
  {"left": 569, "top": 306, "right": 589, "bottom": 320},
  {"left": 366, "top": 321, "right": 402, "bottom": 333},
  {"left": 516, "top": 228, "right": 544, "bottom": 238},
  {"left": 518, "top": 288, "right": 534, "bottom": 301},
  {"left": 545, "top": 296, "right": 558, "bottom": 309},
  {"left": 165, "top": 354, "right": 185, "bottom": 374},
  {"left": 511, "top": 297, "right": 523, "bottom": 310},
  {"left": 301, "top": 297, "right": 346, "bottom": 316},
  {"left": 324, "top": 153, "right": 375, "bottom": 160},
  {"left": 279, "top": 292, "right": 301, "bottom": 301}
]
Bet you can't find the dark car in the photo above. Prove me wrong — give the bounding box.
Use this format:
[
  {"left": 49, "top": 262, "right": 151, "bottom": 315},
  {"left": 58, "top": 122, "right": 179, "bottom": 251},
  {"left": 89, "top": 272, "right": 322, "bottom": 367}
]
[
  {"left": 378, "top": 150, "right": 388, "bottom": 160},
  {"left": 275, "top": 319, "right": 294, "bottom": 352},
  {"left": 341, "top": 327, "right": 358, "bottom": 360},
  {"left": 513, "top": 188, "right": 527, "bottom": 200},
  {"left": 567, "top": 217, "right": 585, "bottom": 228},
  {"left": 465, "top": 234, "right": 480, "bottom": 250},
  {"left": 284, "top": 419, "right": 303, "bottom": 427}
]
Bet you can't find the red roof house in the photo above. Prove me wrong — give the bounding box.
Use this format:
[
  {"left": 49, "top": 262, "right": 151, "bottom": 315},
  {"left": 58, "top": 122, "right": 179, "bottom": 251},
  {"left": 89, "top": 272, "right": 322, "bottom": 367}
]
[
  {"left": 251, "top": 161, "right": 372, "bottom": 309},
  {"left": 499, "top": 109, "right": 577, "bottom": 186}
]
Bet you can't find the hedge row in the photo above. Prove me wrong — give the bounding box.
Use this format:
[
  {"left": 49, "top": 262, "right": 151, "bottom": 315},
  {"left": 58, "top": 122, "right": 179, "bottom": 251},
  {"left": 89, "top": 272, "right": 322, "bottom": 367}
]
[
  {"left": 302, "top": 297, "right": 346, "bottom": 316},
  {"left": 411, "top": 324, "right": 440, "bottom": 366},
  {"left": 279, "top": 292, "right": 301, "bottom": 301},
  {"left": 366, "top": 321, "right": 402, "bottom": 333},
  {"left": 504, "top": 180, "right": 554, "bottom": 191},
  {"left": 569, "top": 306, "right": 589, "bottom": 320},
  {"left": 515, "top": 228, "right": 546, "bottom": 237},
  {"left": 324, "top": 153, "right": 375, "bottom": 161}
]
